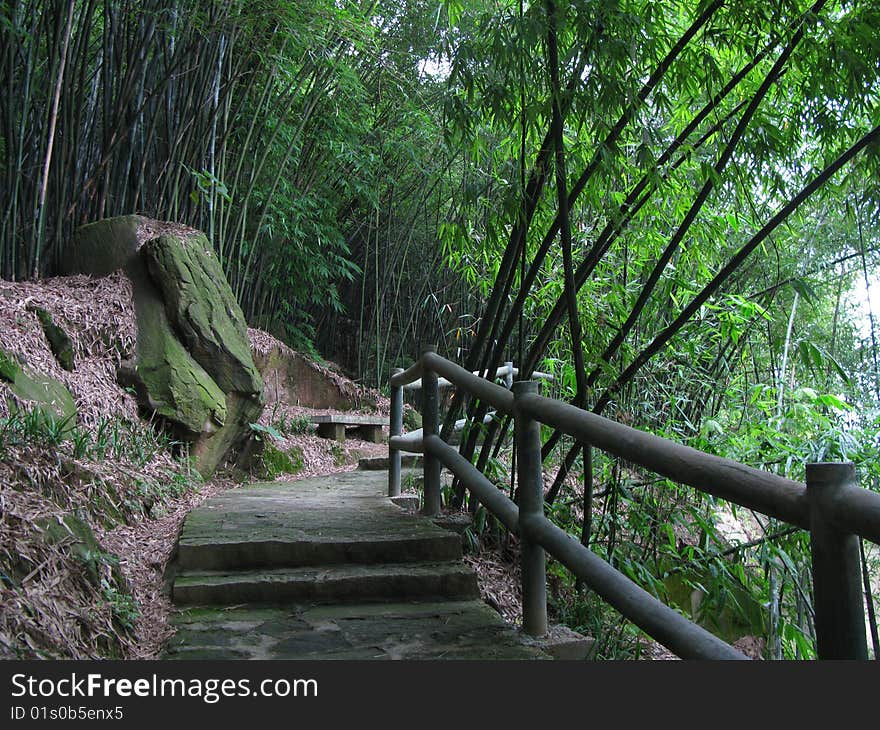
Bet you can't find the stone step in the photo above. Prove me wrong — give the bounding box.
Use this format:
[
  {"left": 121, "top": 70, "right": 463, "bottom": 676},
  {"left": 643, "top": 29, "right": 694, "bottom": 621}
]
[
  {"left": 165, "top": 600, "right": 551, "bottom": 660},
  {"left": 164, "top": 470, "right": 556, "bottom": 662},
  {"left": 176, "top": 532, "right": 462, "bottom": 571},
  {"left": 357, "top": 455, "right": 423, "bottom": 470},
  {"left": 173, "top": 471, "right": 462, "bottom": 571},
  {"left": 173, "top": 561, "right": 480, "bottom": 606}
]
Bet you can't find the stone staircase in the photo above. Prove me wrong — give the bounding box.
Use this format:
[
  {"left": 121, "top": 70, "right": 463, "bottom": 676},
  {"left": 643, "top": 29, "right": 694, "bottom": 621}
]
[{"left": 163, "top": 469, "right": 551, "bottom": 660}]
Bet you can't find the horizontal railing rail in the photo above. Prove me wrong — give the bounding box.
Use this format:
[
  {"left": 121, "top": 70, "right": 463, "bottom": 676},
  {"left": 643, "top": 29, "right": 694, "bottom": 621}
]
[
  {"left": 400, "top": 362, "right": 554, "bottom": 390},
  {"left": 389, "top": 346, "right": 880, "bottom": 660}
]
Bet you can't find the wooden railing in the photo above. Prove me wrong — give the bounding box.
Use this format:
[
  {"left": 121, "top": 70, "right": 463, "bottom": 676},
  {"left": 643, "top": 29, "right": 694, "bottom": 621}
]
[{"left": 388, "top": 346, "right": 880, "bottom": 660}]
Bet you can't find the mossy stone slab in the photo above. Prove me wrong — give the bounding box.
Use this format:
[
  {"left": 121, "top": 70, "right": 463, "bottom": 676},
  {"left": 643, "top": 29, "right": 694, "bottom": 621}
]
[
  {"left": 142, "top": 233, "right": 262, "bottom": 395},
  {"left": 1, "top": 348, "right": 77, "bottom": 432},
  {"left": 125, "top": 288, "right": 227, "bottom": 435},
  {"left": 37, "top": 511, "right": 124, "bottom": 586},
  {"left": 173, "top": 470, "right": 461, "bottom": 570},
  {"left": 165, "top": 469, "right": 551, "bottom": 661},
  {"left": 27, "top": 305, "right": 75, "bottom": 371},
  {"left": 165, "top": 600, "right": 549, "bottom": 660}
]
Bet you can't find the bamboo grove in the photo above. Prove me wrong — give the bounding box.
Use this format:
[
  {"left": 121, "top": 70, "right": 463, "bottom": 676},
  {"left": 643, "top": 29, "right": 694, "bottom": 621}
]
[
  {"left": 2, "top": 0, "right": 880, "bottom": 657},
  {"left": 436, "top": 0, "right": 880, "bottom": 657},
  {"left": 0, "top": 0, "right": 457, "bottom": 358}
]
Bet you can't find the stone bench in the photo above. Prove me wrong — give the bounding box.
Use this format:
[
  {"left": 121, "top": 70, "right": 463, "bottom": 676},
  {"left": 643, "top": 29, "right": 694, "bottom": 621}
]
[{"left": 310, "top": 414, "right": 389, "bottom": 443}]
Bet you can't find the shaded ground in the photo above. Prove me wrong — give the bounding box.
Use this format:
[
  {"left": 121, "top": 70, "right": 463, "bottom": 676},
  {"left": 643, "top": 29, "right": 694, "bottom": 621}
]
[
  {"left": 162, "top": 470, "right": 548, "bottom": 661},
  {"left": 101, "top": 432, "right": 391, "bottom": 659}
]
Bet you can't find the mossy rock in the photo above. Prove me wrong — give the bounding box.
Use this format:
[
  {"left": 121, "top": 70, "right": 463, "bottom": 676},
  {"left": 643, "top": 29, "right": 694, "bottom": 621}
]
[
  {"left": 38, "top": 512, "right": 123, "bottom": 587},
  {"left": 59, "top": 459, "right": 127, "bottom": 528},
  {"left": 1, "top": 348, "right": 77, "bottom": 434},
  {"left": 190, "top": 391, "right": 263, "bottom": 478},
  {"left": 27, "top": 304, "right": 75, "bottom": 371},
  {"left": 142, "top": 233, "right": 263, "bottom": 395},
  {"left": 0, "top": 349, "right": 20, "bottom": 382},
  {"left": 288, "top": 444, "right": 304, "bottom": 473},
  {"left": 69, "top": 216, "right": 264, "bottom": 477},
  {"left": 118, "top": 319, "right": 227, "bottom": 435},
  {"left": 70, "top": 215, "right": 227, "bottom": 438},
  {"left": 66, "top": 214, "right": 144, "bottom": 276},
  {"left": 328, "top": 441, "right": 347, "bottom": 466},
  {"left": 139, "top": 232, "right": 265, "bottom": 475}
]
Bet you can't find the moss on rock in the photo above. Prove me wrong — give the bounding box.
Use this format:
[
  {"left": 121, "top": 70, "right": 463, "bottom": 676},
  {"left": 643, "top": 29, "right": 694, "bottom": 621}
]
[
  {"left": 1, "top": 347, "right": 77, "bottom": 433},
  {"left": 402, "top": 406, "right": 422, "bottom": 431},
  {"left": 257, "top": 442, "right": 304, "bottom": 479},
  {"left": 38, "top": 511, "right": 123, "bottom": 587},
  {"left": 288, "top": 444, "right": 304, "bottom": 474},
  {"left": 119, "top": 297, "right": 228, "bottom": 435},
  {"left": 190, "top": 391, "right": 263, "bottom": 477},
  {"left": 140, "top": 232, "right": 265, "bottom": 476},
  {"left": 0, "top": 349, "right": 20, "bottom": 382},
  {"left": 27, "top": 304, "right": 75, "bottom": 371},
  {"left": 329, "top": 441, "right": 347, "bottom": 466},
  {"left": 142, "top": 234, "right": 263, "bottom": 395}
]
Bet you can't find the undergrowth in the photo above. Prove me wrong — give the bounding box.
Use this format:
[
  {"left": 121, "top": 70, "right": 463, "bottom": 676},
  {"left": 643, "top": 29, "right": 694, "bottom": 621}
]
[{"left": 0, "top": 407, "right": 200, "bottom": 659}]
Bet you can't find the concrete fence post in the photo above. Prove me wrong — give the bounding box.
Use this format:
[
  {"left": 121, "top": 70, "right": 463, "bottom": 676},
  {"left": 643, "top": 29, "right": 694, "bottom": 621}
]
[
  {"left": 389, "top": 367, "right": 404, "bottom": 498},
  {"left": 513, "top": 380, "right": 548, "bottom": 637},
  {"left": 806, "top": 462, "right": 868, "bottom": 659},
  {"left": 421, "top": 345, "right": 441, "bottom": 516}
]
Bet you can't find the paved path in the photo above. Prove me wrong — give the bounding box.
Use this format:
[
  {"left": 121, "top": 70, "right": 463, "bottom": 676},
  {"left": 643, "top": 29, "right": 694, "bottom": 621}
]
[{"left": 163, "top": 469, "right": 549, "bottom": 660}]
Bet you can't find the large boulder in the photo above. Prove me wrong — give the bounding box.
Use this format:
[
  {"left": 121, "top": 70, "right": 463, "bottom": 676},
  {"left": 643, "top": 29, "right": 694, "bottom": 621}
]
[
  {"left": 67, "top": 216, "right": 264, "bottom": 477},
  {"left": 68, "top": 215, "right": 145, "bottom": 275},
  {"left": 116, "top": 310, "right": 227, "bottom": 436}
]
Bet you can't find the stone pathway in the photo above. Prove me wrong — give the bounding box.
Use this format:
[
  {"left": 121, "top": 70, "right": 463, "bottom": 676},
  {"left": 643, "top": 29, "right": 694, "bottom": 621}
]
[{"left": 163, "top": 469, "right": 549, "bottom": 660}]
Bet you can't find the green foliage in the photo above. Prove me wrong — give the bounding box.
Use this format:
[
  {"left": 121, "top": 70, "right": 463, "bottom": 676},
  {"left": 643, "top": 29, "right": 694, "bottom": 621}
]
[
  {"left": 3, "top": 0, "right": 879, "bottom": 659},
  {"left": 402, "top": 406, "right": 422, "bottom": 432},
  {"left": 0, "top": 407, "right": 75, "bottom": 453},
  {"left": 328, "top": 441, "right": 347, "bottom": 467},
  {"left": 428, "top": 0, "right": 880, "bottom": 659},
  {"left": 267, "top": 411, "right": 313, "bottom": 437},
  {"left": 101, "top": 578, "right": 140, "bottom": 631},
  {"left": 0, "top": 0, "right": 457, "bottom": 363},
  {"left": 258, "top": 442, "right": 303, "bottom": 479},
  {"left": 249, "top": 421, "right": 285, "bottom": 442},
  {"left": 1, "top": 408, "right": 201, "bottom": 521}
]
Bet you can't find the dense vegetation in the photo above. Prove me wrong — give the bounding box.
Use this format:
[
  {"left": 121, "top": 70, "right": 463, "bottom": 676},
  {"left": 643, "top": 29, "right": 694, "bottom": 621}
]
[{"left": 2, "top": 0, "right": 879, "bottom": 658}]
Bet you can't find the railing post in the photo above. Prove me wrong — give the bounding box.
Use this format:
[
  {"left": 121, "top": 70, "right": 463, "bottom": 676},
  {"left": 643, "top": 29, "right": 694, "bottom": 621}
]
[
  {"left": 513, "top": 380, "right": 548, "bottom": 637},
  {"left": 389, "top": 367, "right": 404, "bottom": 498},
  {"left": 806, "top": 462, "right": 868, "bottom": 659},
  {"left": 421, "top": 345, "right": 441, "bottom": 516}
]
